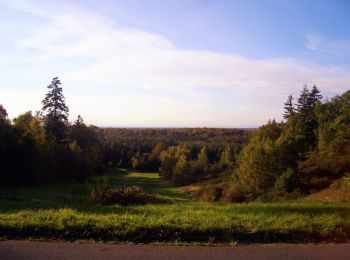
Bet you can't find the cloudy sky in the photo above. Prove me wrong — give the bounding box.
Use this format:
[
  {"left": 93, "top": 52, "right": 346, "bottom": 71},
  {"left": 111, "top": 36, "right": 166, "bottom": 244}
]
[{"left": 0, "top": 0, "right": 349, "bottom": 127}]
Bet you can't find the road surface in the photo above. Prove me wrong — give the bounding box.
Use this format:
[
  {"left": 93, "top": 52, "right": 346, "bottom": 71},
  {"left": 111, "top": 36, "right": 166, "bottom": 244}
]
[{"left": 1, "top": 240, "right": 350, "bottom": 259}]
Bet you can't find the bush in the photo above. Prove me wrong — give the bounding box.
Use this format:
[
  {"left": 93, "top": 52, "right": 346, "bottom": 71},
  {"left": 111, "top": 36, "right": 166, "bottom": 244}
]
[
  {"left": 194, "top": 187, "right": 222, "bottom": 202},
  {"left": 221, "top": 184, "right": 245, "bottom": 203},
  {"left": 89, "top": 185, "right": 164, "bottom": 206},
  {"left": 274, "top": 168, "right": 298, "bottom": 194}
]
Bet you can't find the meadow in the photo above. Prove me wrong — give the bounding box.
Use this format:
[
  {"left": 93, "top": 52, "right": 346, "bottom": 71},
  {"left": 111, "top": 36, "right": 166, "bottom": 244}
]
[{"left": 0, "top": 168, "right": 349, "bottom": 244}]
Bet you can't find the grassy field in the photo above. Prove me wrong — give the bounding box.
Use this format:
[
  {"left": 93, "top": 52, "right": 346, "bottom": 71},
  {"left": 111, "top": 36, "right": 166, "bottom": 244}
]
[{"left": 1, "top": 168, "right": 350, "bottom": 243}]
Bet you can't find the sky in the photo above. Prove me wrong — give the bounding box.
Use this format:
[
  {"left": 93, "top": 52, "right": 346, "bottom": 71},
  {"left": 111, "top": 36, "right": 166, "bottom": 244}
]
[{"left": 0, "top": 0, "right": 349, "bottom": 127}]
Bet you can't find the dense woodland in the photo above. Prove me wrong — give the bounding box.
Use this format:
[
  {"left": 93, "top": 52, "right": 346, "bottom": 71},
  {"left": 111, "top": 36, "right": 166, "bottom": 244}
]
[
  {"left": 0, "top": 77, "right": 251, "bottom": 186},
  {"left": 101, "top": 127, "right": 251, "bottom": 184},
  {"left": 235, "top": 86, "right": 350, "bottom": 201},
  {"left": 1, "top": 78, "right": 349, "bottom": 203},
  {"left": 0, "top": 78, "right": 102, "bottom": 184}
]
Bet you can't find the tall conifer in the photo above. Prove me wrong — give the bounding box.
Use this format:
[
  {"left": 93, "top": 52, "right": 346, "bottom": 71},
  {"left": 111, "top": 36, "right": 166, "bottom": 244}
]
[{"left": 42, "top": 77, "right": 69, "bottom": 142}]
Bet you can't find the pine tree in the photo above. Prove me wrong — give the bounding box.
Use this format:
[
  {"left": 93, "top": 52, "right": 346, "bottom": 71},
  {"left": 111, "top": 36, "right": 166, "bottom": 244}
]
[
  {"left": 0, "top": 104, "right": 8, "bottom": 121},
  {"left": 74, "top": 115, "right": 85, "bottom": 126},
  {"left": 283, "top": 95, "right": 294, "bottom": 120},
  {"left": 309, "top": 85, "right": 323, "bottom": 106},
  {"left": 197, "top": 146, "right": 209, "bottom": 166},
  {"left": 296, "top": 85, "right": 311, "bottom": 115},
  {"left": 0, "top": 104, "right": 10, "bottom": 126},
  {"left": 42, "top": 77, "right": 69, "bottom": 143},
  {"left": 218, "top": 145, "right": 234, "bottom": 169},
  {"left": 291, "top": 85, "right": 322, "bottom": 153},
  {"left": 173, "top": 153, "right": 191, "bottom": 186}
]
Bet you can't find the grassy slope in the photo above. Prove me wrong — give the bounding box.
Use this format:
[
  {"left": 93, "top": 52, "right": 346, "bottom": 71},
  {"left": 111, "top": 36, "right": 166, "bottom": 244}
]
[{"left": 0, "top": 168, "right": 350, "bottom": 243}]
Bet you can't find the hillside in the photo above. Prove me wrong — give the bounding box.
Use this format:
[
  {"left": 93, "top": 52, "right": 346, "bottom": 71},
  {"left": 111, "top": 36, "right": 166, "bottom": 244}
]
[{"left": 303, "top": 175, "right": 350, "bottom": 203}]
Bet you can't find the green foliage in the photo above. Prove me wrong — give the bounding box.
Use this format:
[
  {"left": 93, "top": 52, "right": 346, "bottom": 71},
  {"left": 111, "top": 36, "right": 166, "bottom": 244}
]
[
  {"left": 298, "top": 90, "right": 350, "bottom": 190},
  {"left": 273, "top": 168, "right": 298, "bottom": 195},
  {"left": 131, "top": 152, "right": 151, "bottom": 171},
  {"left": 101, "top": 127, "right": 250, "bottom": 171},
  {"left": 159, "top": 146, "right": 192, "bottom": 186},
  {"left": 218, "top": 145, "right": 235, "bottom": 169},
  {"left": 173, "top": 154, "right": 192, "bottom": 186},
  {"left": 14, "top": 111, "right": 46, "bottom": 146},
  {"left": 316, "top": 91, "right": 350, "bottom": 152},
  {"left": 197, "top": 146, "right": 209, "bottom": 166},
  {"left": 0, "top": 79, "right": 102, "bottom": 185},
  {"left": 42, "top": 77, "right": 69, "bottom": 143},
  {"left": 236, "top": 86, "right": 350, "bottom": 200},
  {"left": 191, "top": 145, "right": 210, "bottom": 179},
  {"left": 236, "top": 120, "right": 283, "bottom": 199},
  {"left": 283, "top": 95, "right": 294, "bottom": 120}
]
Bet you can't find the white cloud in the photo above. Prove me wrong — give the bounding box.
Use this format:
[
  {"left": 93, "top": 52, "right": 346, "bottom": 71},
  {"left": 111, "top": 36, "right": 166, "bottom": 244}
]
[
  {"left": 1, "top": 1, "right": 350, "bottom": 127},
  {"left": 18, "top": 13, "right": 350, "bottom": 94}
]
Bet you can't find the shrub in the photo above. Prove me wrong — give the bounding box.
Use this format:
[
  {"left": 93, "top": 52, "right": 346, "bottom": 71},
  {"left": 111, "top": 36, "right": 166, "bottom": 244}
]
[
  {"left": 89, "top": 185, "right": 164, "bottom": 206},
  {"left": 274, "top": 168, "right": 298, "bottom": 194},
  {"left": 194, "top": 186, "right": 222, "bottom": 202},
  {"left": 221, "top": 184, "right": 245, "bottom": 203}
]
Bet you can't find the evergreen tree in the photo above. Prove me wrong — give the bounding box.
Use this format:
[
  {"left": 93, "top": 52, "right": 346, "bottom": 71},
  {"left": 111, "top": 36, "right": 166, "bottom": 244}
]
[
  {"left": 309, "top": 85, "right": 323, "bottom": 106},
  {"left": 197, "top": 146, "right": 209, "bottom": 166},
  {"left": 173, "top": 153, "right": 191, "bottom": 186},
  {"left": 296, "top": 85, "right": 311, "bottom": 115},
  {"left": 237, "top": 136, "right": 280, "bottom": 199},
  {"left": 71, "top": 115, "right": 100, "bottom": 150},
  {"left": 218, "top": 145, "right": 234, "bottom": 169},
  {"left": 71, "top": 115, "right": 87, "bottom": 148},
  {"left": 0, "top": 104, "right": 8, "bottom": 122},
  {"left": 283, "top": 95, "right": 294, "bottom": 120},
  {"left": 159, "top": 149, "right": 177, "bottom": 180},
  {"left": 42, "top": 77, "right": 69, "bottom": 143},
  {"left": 74, "top": 115, "right": 85, "bottom": 126}
]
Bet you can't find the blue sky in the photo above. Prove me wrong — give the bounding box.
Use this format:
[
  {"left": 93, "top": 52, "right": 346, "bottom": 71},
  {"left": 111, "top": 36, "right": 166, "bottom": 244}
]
[{"left": 0, "top": 0, "right": 349, "bottom": 127}]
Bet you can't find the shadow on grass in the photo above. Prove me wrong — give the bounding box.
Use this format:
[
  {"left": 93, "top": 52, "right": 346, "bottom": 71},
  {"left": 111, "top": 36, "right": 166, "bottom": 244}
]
[
  {"left": 2, "top": 221, "right": 350, "bottom": 244},
  {"left": 0, "top": 168, "right": 188, "bottom": 214},
  {"left": 1, "top": 168, "right": 350, "bottom": 218},
  {"left": 223, "top": 202, "right": 350, "bottom": 216}
]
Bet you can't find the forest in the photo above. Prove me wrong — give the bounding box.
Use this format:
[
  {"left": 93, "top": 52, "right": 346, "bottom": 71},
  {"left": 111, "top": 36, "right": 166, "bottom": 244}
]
[
  {"left": 1, "top": 77, "right": 350, "bottom": 244},
  {"left": 0, "top": 78, "right": 102, "bottom": 184},
  {"left": 0, "top": 77, "right": 251, "bottom": 186},
  {"left": 1, "top": 77, "right": 349, "bottom": 203},
  {"left": 236, "top": 86, "right": 350, "bottom": 201}
]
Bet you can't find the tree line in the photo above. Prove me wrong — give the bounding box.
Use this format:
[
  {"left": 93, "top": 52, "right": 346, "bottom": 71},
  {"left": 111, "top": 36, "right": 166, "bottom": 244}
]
[
  {"left": 0, "top": 77, "right": 102, "bottom": 185},
  {"left": 2, "top": 77, "right": 348, "bottom": 203},
  {"left": 101, "top": 127, "right": 251, "bottom": 185},
  {"left": 235, "top": 86, "right": 350, "bottom": 200},
  {"left": 0, "top": 77, "right": 251, "bottom": 186}
]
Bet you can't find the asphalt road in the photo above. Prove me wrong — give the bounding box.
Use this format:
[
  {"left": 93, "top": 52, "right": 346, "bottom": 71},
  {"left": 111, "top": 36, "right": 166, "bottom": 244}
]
[{"left": 1, "top": 240, "right": 350, "bottom": 260}]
